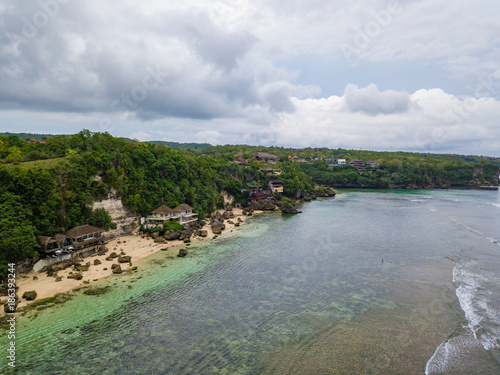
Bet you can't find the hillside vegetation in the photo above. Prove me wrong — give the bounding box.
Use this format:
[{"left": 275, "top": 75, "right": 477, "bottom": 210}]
[{"left": 0, "top": 131, "right": 498, "bottom": 275}]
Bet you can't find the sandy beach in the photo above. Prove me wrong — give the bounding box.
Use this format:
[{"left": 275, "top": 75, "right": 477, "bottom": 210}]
[{"left": 1, "top": 208, "right": 255, "bottom": 314}]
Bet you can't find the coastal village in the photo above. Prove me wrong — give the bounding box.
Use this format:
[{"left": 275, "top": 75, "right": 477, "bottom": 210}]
[{"left": 0, "top": 149, "right": 339, "bottom": 316}]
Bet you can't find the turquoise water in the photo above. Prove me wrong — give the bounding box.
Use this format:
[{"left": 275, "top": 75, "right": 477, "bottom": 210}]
[{"left": 1, "top": 190, "right": 499, "bottom": 374}]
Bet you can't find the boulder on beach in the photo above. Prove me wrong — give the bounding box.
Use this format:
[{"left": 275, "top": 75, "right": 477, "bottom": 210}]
[
  {"left": 177, "top": 249, "right": 188, "bottom": 257},
  {"left": 111, "top": 264, "right": 123, "bottom": 274},
  {"left": 164, "top": 231, "right": 181, "bottom": 241},
  {"left": 67, "top": 273, "right": 83, "bottom": 280},
  {"left": 154, "top": 237, "right": 166, "bottom": 243},
  {"left": 4, "top": 302, "right": 16, "bottom": 313},
  {"left": 211, "top": 225, "right": 222, "bottom": 235},
  {"left": 22, "top": 291, "right": 37, "bottom": 300},
  {"left": 118, "top": 256, "right": 132, "bottom": 263},
  {"left": 74, "top": 262, "right": 90, "bottom": 272},
  {"left": 109, "top": 252, "right": 119, "bottom": 259},
  {"left": 179, "top": 230, "right": 192, "bottom": 241},
  {"left": 198, "top": 229, "right": 208, "bottom": 237},
  {"left": 94, "top": 259, "right": 102, "bottom": 265}
]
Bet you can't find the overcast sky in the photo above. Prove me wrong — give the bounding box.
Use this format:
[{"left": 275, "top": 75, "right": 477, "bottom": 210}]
[{"left": 1, "top": 0, "right": 500, "bottom": 155}]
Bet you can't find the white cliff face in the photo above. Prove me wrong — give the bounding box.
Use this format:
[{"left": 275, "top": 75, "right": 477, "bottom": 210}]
[
  {"left": 93, "top": 196, "right": 140, "bottom": 238},
  {"left": 221, "top": 190, "right": 235, "bottom": 205}
]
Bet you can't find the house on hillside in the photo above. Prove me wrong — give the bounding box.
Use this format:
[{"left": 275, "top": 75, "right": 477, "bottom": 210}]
[
  {"left": 260, "top": 167, "right": 274, "bottom": 174},
  {"left": 366, "top": 160, "right": 380, "bottom": 169},
  {"left": 337, "top": 159, "right": 347, "bottom": 165},
  {"left": 269, "top": 179, "right": 284, "bottom": 194},
  {"left": 142, "top": 204, "right": 198, "bottom": 229},
  {"left": 251, "top": 152, "right": 279, "bottom": 161},
  {"left": 349, "top": 158, "right": 366, "bottom": 170}
]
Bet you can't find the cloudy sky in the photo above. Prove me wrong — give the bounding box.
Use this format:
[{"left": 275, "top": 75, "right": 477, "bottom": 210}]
[{"left": 1, "top": 0, "right": 500, "bottom": 155}]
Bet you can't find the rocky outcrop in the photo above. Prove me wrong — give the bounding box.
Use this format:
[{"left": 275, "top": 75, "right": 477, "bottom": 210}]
[
  {"left": 178, "top": 229, "right": 192, "bottom": 241},
  {"left": 118, "top": 256, "right": 131, "bottom": 263},
  {"left": 154, "top": 237, "right": 166, "bottom": 243},
  {"left": 197, "top": 229, "right": 208, "bottom": 237},
  {"left": 92, "top": 195, "right": 140, "bottom": 238},
  {"left": 177, "top": 249, "right": 188, "bottom": 257},
  {"left": 94, "top": 259, "right": 102, "bottom": 266},
  {"left": 4, "top": 302, "right": 16, "bottom": 313},
  {"left": 111, "top": 264, "right": 122, "bottom": 274},
  {"left": 74, "top": 262, "right": 90, "bottom": 272},
  {"left": 67, "top": 273, "right": 83, "bottom": 280},
  {"left": 211, "top": 225, "right": 223, "bottom": 235},
  {"left": 164, "top": 231, "right": 181, "bottom": 241},
  {"left": 22, "top": 291, "right": 37, "bottom": 300},
  {"left": 281, "top": 206, "right": 300, "bottom": 214},
  {"left": 109, "top": 252, "right": 119, "bottom": 259}
]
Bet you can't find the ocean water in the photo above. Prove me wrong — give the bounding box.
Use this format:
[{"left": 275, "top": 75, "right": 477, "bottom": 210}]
[{"left": 1, "top": 189, "right": 499, "bottom": 374}]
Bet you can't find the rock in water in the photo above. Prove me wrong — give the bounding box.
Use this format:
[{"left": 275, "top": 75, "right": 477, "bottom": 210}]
[
  {"left": 178, "top": 249, "right": 188, "bottom": 257},
  {"left": 22, "top": 290, "right": 37, "bottom": 300}
]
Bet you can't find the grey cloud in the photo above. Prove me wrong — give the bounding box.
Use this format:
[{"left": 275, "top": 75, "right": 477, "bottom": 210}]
[
  {"left": 344, "top": 83, "right": 410, "bottom": 115},
  {"left": 0, "top": 1, "right": 300, "bottom": 122}
]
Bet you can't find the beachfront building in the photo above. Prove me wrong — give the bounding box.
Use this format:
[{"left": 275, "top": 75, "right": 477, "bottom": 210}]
[
  {"left": 142, "top": 204, "right": 198, "bottom": 229},
  {"left": 249, "top": 190, "right": 273, "bottom": 203},
  {"left": 269, "top": 179, "right": 284, "bottom": 194},
  {"left": 36, "top": 224, "right": 105, "bottom": 256}
]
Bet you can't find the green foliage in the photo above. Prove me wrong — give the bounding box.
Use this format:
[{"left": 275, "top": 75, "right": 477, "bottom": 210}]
[
  {"left": 89, "top": 208, "right": 114, "bottom": 230},
  {"left": 163, "top": 221, "right": 183, "bottom": 232},
  {"left": 0, "top": 193, "right": 39, "bottom": 276}
]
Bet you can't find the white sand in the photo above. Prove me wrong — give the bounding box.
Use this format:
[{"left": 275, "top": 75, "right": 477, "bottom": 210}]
[{"left": 1, "top": 208, "right": 257, "bottom": 314}]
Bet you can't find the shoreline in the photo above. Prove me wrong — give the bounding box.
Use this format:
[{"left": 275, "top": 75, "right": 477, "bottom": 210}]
[{"left": 1, "top": 208, "right": 261, "bottom": 317}]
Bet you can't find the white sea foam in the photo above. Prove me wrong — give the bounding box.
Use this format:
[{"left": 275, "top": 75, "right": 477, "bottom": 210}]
[
  {"left": 453, "top": 265, "right": 500, "bottom": 351},
  {"left": 490, "top": 203, "right": 500, "bottom": 208}
]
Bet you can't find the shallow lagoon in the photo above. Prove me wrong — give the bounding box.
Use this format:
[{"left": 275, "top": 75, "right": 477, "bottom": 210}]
[{"left": 2, "top": 190, "right": 499, "bottom": 374}]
